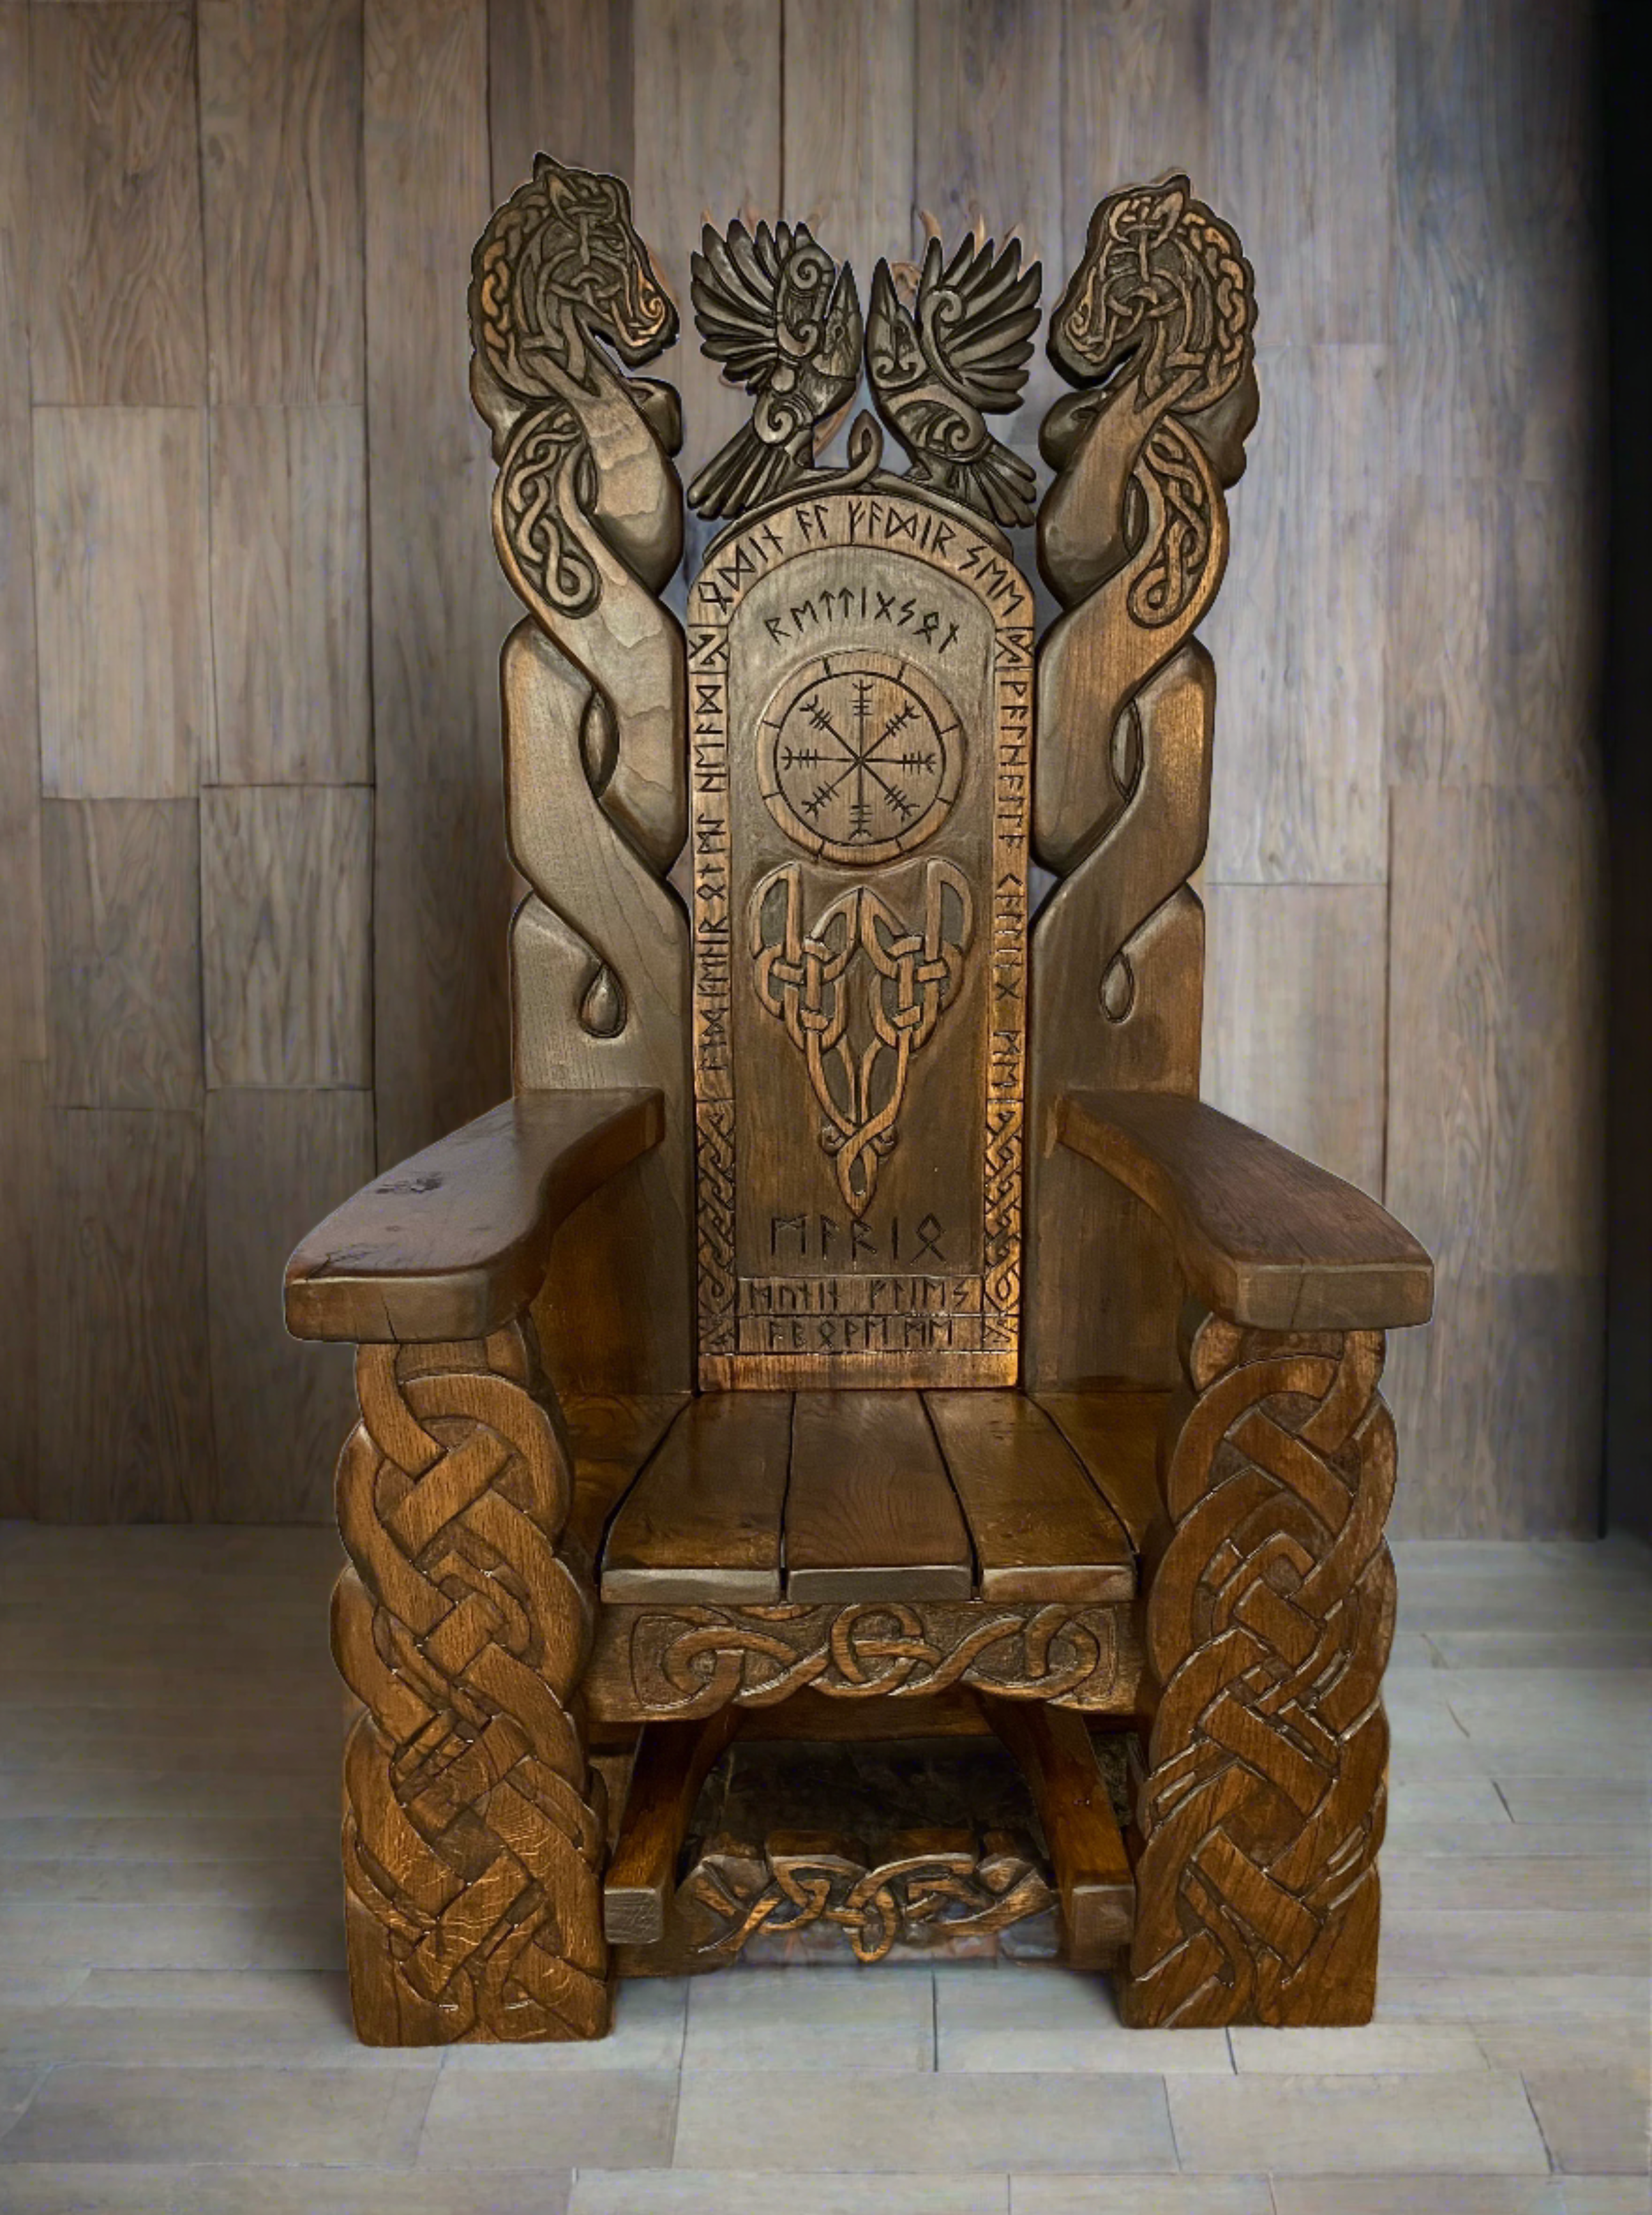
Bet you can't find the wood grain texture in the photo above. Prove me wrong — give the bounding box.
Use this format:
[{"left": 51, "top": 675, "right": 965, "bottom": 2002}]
[
  {"left": 785, "top": 1390, "right": 973, "bottom": 1602},
  {"left": 601, "top": 1392, "right": 792, "bottom": 1603},
  {"left": 27, "top": 2, "right": 205, "bottom": 406},
  {"left": 1204, "top": 343, "right": 1388, "bottom": 885},
  {"left": 286, "top": 1088, "right": 665, "bottom": 1342},
  {"left": 631, "top": 0, "right": 781, "bottom": 493},
  {"left": 924, "top": 1390, "right": 1134, "bottom": 1603},
  {"left": 33, "top": 407, "right": 212, "bottom": 799},
  {"left": 206, "top": 1086, "right": 373, "bottom": 1520},
  {"left": 1061, "top": 0, "right": 1211, "bottom": 259},
  {"left": 199, "top": 0, "right": 364, "bottom": 405},
  {"left": 0, "top": 1, "right": 43, "bottom": 1065},
  {"left": 488, "top": 0, "right": 633, "bottom": 193},
  {"left": 1385, "top": 783, "right": 1607, "bottom": 1538},
  {"left": 603, "top": 1710, "right": 740, "bottom": 1943},
  {"left": 39, "top": 1107, "right": 213, "bottom": 1520},
  {"left": 208, "top": 404, "right": 370, "bottom": 784},
  {"left": 1123, "top": 1311, "right": 1395, "bottom": 2026},
  {"left": 982, "top": 1695, "right": 1134, "bottom": 1965},
  {"left": 365, "top": 0, "right": 513, "bottom": 1166},
  {"left": 0, "top": 1062, "right": 44, "bottom": 1518},
  {"left": 562, "top": 1390, "right": 687, "bottom": 1565},
  {"left": 200, "top": 785, "right": 372, "bottom": 1088},
  {"left": 1058, "top": 1090, "right": 1433, "bottom": 1332},
  {"left": 1209, "top": 0, "right": 1393, "bottom": 347},
  {"left": 915, "top": 0, "right": 1062, "bottom": 432},
  {"left": 43, "top": 799, "right": 201, "bottom": 1110},
  {"left": 1035, "top": 1386, "right": 1171, "bottom": 1558},
  {"left": 782, "top": 0, "right": 914, "bottom": 289},
  {"left": 1203, "top": 881, "right": 1388, "bottom": 1198}
]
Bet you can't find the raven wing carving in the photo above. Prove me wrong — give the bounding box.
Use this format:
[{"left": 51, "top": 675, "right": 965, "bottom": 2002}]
[
  {"left": 866, "top": 235, "right": 1042, "bottom": 527},
  {"left": 687, "top": 220, "right": 862, "bottom": 520}
]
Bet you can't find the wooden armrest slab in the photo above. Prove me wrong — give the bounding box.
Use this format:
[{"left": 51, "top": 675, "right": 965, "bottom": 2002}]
[
  {"left": 1057, "top": 1090, "right": 1433, "bottom": 1332},
  {"left": 285, "top": 1088, "right": 664, "bottom": 1344}
]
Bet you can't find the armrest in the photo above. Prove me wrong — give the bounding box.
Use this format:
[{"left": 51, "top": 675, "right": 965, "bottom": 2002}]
[
  {"left": 285, "top": 1088, "right": 665, "bottom": 1344},
  {"left": 1056, "top": 1089, "right": 1433, "bottom": 1332}
]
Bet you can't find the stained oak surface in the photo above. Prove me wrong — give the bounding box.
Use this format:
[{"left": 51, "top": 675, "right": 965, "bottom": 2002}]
[
  {"left": 1058, "top": 1089, "right": 1435, "bottom": 1333},
  {"left": 784, "top": 1391, "right": 973, "bottom": 1603},
  {"left": 924, "top": 1391, "right": 1134, "bottom": 1604},
  {"left": 284, "top": 1088, "right": 665, "bottom": 1342},
  {"left": 602, "top": 1392, "right": 792, "bottom": 1603}
]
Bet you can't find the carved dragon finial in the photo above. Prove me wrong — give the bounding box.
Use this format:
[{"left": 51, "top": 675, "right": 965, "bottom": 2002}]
[{"left": 866, "top": 234, "right": 1043, "bottom": 527}]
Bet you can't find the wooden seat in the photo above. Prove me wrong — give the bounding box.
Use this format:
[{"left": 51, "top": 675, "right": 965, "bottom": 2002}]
[{"left": 596, "top": 1388, "right": 1155, "bottom": 1605}]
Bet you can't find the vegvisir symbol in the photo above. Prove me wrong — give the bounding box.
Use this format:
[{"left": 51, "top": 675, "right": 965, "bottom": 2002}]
[{"left": 759, "top": 656, "right": 963, "bottom": 864}]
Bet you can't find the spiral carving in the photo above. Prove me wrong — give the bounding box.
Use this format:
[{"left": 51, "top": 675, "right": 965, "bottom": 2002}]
[
  {"left": 1026, "top": 177, "right": 1259, "bottom": 1389},
  {"left": 332, "top": 1322, "right": 608, "bottom": 2043},
  {"left": 1123, "top": 1312, "right": 1396, "bottom": 2028}
]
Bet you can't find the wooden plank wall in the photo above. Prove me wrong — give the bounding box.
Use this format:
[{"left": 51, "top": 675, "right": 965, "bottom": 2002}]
[{"left": 0, "top": 0, "right": 1604, "bottom": 1536}]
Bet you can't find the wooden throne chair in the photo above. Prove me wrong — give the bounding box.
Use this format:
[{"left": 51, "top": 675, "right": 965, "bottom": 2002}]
[{"left": 285, "top": 160, "right": 1434, "bottom": 2043}]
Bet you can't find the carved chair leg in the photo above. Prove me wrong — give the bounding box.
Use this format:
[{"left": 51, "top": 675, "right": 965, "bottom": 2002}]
[
  {"left": 330, "top": 1321, "right": 609, "bottom": 2044},
  {"left": 1121, "top": 1310, "right": 1397, "bottom": 2029}
]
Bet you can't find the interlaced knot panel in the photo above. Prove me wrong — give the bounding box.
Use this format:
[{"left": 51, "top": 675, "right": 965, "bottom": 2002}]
[
  {"left": 331, "top": 1322, "right": 608, "bottom": 2044},
  {"left": 1125, "top": 1313, "right": 1396, "bottom": 2028}
]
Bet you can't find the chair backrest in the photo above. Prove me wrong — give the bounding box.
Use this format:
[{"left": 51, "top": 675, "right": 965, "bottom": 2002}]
[
  {"left": 686, "top": 486, "right": 1033, "bottom": 1389},
  {"left": 467, "top": 161, "right": 1258, "bottom": 1402}
]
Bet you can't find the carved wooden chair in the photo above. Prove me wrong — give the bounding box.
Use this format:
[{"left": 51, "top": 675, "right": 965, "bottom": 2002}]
[{"left": 285, "top": 161, "right": 1434, "bottom": 2043}]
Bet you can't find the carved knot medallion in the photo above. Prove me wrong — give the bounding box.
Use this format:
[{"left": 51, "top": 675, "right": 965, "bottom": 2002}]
[
  {"left": 758, "top": 652, "right": 963, "bottom": 863},
  {"left": 749, "top": 857, "right": 973, "bottom": 1213}
]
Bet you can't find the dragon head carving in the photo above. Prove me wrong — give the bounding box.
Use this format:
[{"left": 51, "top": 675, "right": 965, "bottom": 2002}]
[
  {"left": 1049, "top": 174, "right": 1255, "bottom": 419},
  {"left": 470, "top": 154, "right": 678, "bottom": 399}
]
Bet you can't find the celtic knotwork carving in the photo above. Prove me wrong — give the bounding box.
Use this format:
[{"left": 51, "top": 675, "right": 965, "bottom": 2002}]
[
  {"left": 331, "top": 1323, "right": 608, "bottom": 2043},
  {"left": 694, "top": 1100, "right": 737, "bottom": 1354},
  {"left": 1123, "top": 1311, "right": 1396, "bottom": 2028},
  {"left": 682, "top": 1835, "right": 1054, "bottom": 1964},
  {"left": 749, "top": 858, "right": 973, "bottom": 1214},
  {"left": 621, "top": 1600, "right": 1123, "bottom": 1716}
]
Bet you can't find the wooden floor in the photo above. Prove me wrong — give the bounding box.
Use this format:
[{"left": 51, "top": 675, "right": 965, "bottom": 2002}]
[{"left": 0, "top": 1528, "right": 1646, "bottom": 2212}]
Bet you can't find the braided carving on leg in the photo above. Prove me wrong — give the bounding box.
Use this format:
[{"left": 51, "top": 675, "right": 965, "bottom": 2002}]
[
  {"left": 331, "top": 1320, "right": 608, "bottom": 2043},
  {"left": 1122, "top": 1310, "right": 1396, "bottom": 2028}
]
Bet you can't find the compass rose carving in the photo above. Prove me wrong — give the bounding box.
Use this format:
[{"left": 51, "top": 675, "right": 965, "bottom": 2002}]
[{"left": 758, "top": 651, "right": 963, "bottom": 864}]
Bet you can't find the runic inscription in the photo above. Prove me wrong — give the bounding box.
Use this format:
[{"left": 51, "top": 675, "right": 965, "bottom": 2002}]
[{"left": 689, "top": 488, "right": 1032, "bottom": 1388}]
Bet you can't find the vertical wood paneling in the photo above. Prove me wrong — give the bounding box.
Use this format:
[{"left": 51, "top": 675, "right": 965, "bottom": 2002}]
[
  {"left": 783, "top": 0, "right": 915, "bottom": 282},
  {"left": 43, "top": 799, "right": 201, "bottom": 1111},
  {"left": 488, "top": 0, "right": 633, "bottom": 191},
  {"left": 27, "top": 3, "right": 206, "bottom": 407},
  {"left": 632, "top": 0, "right": 781, "bottom": 492},
  {"left": 201, "top": 786, "right": 372, "bottom": 1089},
  {"left": 199, "top": 0, "right": 365, "bottom": 406},
  {"left": 0, "top": 1063, "right": 43, "bottom": 1519},
  {"left": 1385, "top": 785, "right": 1607, "bottom": 1538},
  {"left": 1062, "top": 0, "right": 1211, "bottom": 267},
  {"left": 206, "top": 1086, "right": 373, "bottom": 1521},
  {"left": 1203, "top": 882, "right": 1387, "bottom": 1194},
  {"left": 33, "top": 406, "right": 213, "bottom": 799},
  {"left": 0, "top": 2, "right": 43, "bottom": 1067},
  {"left": 364, "top": 0, "right": 512, "bottom": 1167},
  {"left": 208, "top": 403, "right": 370, "bottom": 785},
  {"left": 1205, "top": 343, "right": 1390, "bottom": 884},
  {"left": 40, "top": 1107, "right": 214, "bottom": 1522}
]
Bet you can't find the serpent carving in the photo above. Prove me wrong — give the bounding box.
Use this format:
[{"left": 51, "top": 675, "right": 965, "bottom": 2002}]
[
  {"left": 1026, "top": 176, "right": 1259, "bottom": 1388},
  {"left": 469, "top": 154, "right": 687, "bottom": 1054}
]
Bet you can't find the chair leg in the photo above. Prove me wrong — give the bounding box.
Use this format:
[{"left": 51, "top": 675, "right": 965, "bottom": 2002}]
[
  {"left": 1120, "top": 1309, "right": 1397, "bottom": 2029},
  {"left": 330, "top": 1322, "right": 609, "bottom": 2044}
]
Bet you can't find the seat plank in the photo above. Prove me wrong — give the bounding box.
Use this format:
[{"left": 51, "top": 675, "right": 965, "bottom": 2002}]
[
  {"left": 600, "top": 1393, "right": 793, "bottom": 1603},
  {"left": 925, "top": 1392, "right": 1134, "bottom": 1603},
  {"left": 562, "top": 1393, "right": 687, "bottom": 1568},
  {"left": 785, "top": 1392, "right": 973, "bottom": 1602},
  {"left": 1035, "top": 1388, "right": 1173, "bottom": 1559}
]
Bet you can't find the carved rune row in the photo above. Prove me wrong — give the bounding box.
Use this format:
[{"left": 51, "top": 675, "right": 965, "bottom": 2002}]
[
  {"left": 617, "top": 1600, "right": 1127, "bottom": 1716},
  {"left": 1125, "top": 1314, "right": 1395, "bottom": 2029},
  {"left": 333, "top": 1324, "right": 608, "bottom": 2043}
]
